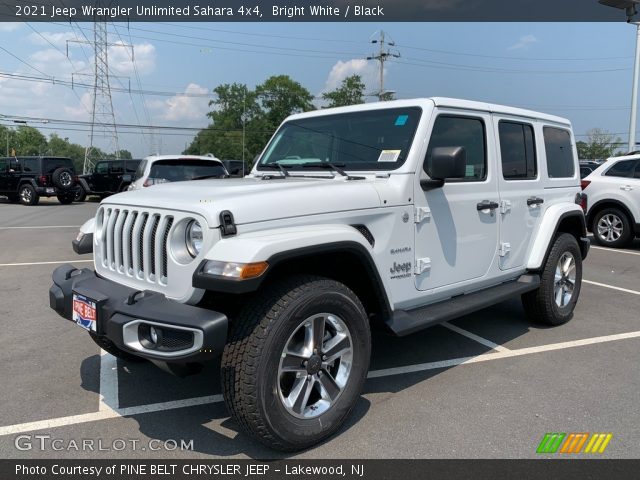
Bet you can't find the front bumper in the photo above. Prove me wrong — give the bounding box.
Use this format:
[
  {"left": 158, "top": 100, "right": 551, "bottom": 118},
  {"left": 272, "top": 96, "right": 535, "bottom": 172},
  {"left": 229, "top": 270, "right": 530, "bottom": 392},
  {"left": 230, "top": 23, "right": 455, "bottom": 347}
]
[{"left": 49, "top": 264, "right": 228, "bottom": 363}]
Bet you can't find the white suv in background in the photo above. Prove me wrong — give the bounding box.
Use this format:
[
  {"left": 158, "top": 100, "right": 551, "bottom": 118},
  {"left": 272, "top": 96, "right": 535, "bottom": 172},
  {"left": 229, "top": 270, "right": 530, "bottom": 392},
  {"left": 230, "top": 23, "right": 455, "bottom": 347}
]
[
  {"left": 128, "top": 154, "right": 228, "bottom": 191},
  {"left": 582, "top": 154, "right": 640, "bottom": 248}
]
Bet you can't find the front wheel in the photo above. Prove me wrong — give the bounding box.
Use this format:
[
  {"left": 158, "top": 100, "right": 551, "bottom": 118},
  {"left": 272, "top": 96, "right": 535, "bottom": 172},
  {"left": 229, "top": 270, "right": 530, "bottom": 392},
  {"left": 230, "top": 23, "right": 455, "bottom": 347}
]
[
  {"left": 57, "top": 193, "right": 75, "bottom": 205},
  {"left": 74, "top": 186, "right": 87, "bottom": 202},
  {"left": 221, "top": 275, "right": 371, "bottom": 451},
  {"left": 522, "top": 233, "right": 582, "bottom": 326}
]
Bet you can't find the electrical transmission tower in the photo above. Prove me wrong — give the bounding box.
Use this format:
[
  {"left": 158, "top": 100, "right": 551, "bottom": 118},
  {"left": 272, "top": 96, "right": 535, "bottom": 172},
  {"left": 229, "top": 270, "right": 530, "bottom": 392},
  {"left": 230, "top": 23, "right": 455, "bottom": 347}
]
[
  {"left": 69, "top": 21, "right": 131, "bottom": 173},
  {"left": 367, "top": 31, "right": 401, "bottom": 101}
]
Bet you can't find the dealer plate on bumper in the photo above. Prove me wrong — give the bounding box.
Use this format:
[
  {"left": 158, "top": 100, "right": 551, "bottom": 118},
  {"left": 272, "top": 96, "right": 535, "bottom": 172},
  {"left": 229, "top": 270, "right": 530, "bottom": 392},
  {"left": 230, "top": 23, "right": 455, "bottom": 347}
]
[{"left": 72, "top": 292, "right": 97, "bottom": 332}]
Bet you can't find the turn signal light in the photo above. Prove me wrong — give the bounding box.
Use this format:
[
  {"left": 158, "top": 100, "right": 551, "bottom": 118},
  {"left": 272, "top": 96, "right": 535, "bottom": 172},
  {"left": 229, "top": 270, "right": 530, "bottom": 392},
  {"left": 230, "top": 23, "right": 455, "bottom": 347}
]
[
  {"left": 203, "top": 260, "right": 269, "bottom": 280},
  {"left": 580, "top": 180, "right": 591, "bottom": 190}
]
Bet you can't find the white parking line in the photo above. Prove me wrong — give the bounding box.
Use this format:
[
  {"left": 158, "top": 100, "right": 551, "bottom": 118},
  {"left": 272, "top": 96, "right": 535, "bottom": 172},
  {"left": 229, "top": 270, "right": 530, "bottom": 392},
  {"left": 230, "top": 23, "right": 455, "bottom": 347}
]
[
  {"left": 0, "top": 260, "right": 93, "bottom": 267},
  {"left": 584, "top": 280, "right": 640, "bottom": 296},
  {"left": 442, "top": 322, "right": 510, "bottom": 352},
  {"left": 99, "top": 351, "right": 119, "bottom": 412},
  {"left": 1, "top": 330, "right": 639, "bottom": 437},
  {"left": 0, "top": 226, "right": 80, "bottom": 230},
  {"left": 591, "top": 246, "right": 640, "bottom": 257}
]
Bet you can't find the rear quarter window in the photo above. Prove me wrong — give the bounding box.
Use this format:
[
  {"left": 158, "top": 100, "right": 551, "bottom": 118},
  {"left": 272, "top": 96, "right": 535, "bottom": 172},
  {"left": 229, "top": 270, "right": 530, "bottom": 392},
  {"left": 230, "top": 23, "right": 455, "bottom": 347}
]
[
  {"left": 43, "top": 158, "right": 75, "bottom": 174},
  {"left": 543, "top": 127, "right": 575, "bottom": 178},
  {"left": 604, "top": 160, "right": 636, "bottom": 178}
]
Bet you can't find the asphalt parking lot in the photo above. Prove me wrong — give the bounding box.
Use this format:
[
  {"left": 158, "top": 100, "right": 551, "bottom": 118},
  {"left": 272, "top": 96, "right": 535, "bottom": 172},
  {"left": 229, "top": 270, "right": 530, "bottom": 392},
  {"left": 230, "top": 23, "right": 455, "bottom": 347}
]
[{"left": 0, "top": 197, "right": 639, "bottom": 459}]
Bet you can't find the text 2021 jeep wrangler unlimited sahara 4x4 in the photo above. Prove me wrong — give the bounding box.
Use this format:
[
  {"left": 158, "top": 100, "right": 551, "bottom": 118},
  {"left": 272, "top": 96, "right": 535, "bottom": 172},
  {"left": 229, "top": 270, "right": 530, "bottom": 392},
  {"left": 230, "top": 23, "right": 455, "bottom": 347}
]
[{"left": 49, "top": 98, "right": 589, "bottom": 451}]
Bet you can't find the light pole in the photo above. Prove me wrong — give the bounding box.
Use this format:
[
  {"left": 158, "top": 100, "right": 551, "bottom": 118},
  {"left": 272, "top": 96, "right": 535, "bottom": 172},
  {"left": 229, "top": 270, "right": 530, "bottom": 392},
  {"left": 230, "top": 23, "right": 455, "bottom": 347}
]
[{"left": 599, "top": 0, "right": 640, "bottom": 152}]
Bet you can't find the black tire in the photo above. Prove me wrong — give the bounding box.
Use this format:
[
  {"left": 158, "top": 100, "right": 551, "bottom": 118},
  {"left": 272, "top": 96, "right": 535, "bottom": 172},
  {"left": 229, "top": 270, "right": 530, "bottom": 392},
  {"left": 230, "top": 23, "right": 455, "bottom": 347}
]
[
  {"left": 74, "top": 186, "right": 87, "bottom": 202},
  {"left": 591, "top": 207, "right": 633, "bottom": 248},
  {"left": 221, "top": 275, "right": 371, "bottom": 451},
  {"left": 18, "top": 184, "right": 39, "bottom": 206},
  {"left": 522, "top": 233, "right": 582, "bottom": 326},
  {"left": 57, "top": 193, "right": 75, "bottom": 205},
  {"left": 89, "top": 331, "right": 145, "bottom": 363},
  {"left": 51, "top": 167, "right": 75, "bottom": 191}
]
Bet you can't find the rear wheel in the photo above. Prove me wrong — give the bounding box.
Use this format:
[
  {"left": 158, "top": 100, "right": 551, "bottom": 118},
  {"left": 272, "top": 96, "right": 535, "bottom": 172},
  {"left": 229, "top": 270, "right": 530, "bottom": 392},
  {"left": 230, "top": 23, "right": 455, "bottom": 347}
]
[
  {"left": 19, "top": 184, "right": 39, "bottom": 206},
  {"left": 221, "top": 275, "right": 371, "bottom": 451},
  {"left": 522, "top": 233, "right": 582, "bottom": 326},
  {"left": 592, "top": 207, "right": 632, "bottom": 248}
]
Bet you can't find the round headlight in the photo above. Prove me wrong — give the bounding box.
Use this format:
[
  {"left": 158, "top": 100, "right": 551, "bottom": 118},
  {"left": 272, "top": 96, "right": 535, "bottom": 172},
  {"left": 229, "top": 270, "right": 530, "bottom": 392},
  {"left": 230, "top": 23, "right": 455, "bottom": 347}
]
[{"left": 185, "top": 220, "right": 203, "bottom": 258}]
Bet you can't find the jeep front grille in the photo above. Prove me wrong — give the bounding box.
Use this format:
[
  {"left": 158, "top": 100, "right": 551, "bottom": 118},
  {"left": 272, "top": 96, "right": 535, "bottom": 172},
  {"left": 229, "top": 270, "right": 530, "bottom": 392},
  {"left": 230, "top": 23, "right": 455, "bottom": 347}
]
[{"left": 100, "top": 207, "right": 174, "bottom": 285}]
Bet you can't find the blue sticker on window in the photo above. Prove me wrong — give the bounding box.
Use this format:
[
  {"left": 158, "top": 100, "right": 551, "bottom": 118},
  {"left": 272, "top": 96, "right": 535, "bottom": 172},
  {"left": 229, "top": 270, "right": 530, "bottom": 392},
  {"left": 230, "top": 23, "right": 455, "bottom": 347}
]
[{"left": 395, "top": 115, "right": 409, "bottom": 126}]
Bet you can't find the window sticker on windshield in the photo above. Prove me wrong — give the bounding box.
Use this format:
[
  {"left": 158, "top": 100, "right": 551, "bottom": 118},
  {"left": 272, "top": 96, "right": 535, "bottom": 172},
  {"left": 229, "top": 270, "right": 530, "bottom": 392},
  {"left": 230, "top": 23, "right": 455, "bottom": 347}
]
[
  {"left": 465, "top": 165, "right": 475, "bottom": 177},
  {"left": 378, "top": 150, "right": 402, "bottom": 163},
  {"left": 395, "top": 115, "right": 409, "bottom": 126}
]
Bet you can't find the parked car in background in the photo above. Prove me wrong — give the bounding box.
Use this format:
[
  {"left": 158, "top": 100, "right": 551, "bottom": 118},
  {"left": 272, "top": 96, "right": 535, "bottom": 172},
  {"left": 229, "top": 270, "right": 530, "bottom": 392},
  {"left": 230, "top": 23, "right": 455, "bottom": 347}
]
[
  {"left": 75, "top": 159, "right": 142, "bottom": 201},
  {"left": 221, "top": 159, "right": 247, "bottom": 177},
  {"left": 0, "top": 156, "right": 77, "bottom": 205},
  {"left": 128, "top": 155, "right": 228, "bottom": 191},
  {"left": 581, "top": 154, "right": 640, "bottom": 247}
]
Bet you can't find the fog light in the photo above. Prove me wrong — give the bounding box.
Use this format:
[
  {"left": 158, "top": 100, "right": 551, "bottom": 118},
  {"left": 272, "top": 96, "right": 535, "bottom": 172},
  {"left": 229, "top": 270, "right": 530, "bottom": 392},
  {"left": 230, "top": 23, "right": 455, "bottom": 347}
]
[{"left": 150, "top": 326, "right": 159, "bottom": 344}]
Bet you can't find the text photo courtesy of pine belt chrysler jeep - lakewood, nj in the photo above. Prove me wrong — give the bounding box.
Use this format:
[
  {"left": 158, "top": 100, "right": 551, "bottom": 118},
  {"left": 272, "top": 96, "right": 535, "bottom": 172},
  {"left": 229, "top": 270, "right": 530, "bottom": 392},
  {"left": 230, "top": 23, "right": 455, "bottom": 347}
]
[{"left": 49, "top": 98, "right": 589, "bottom": 451}]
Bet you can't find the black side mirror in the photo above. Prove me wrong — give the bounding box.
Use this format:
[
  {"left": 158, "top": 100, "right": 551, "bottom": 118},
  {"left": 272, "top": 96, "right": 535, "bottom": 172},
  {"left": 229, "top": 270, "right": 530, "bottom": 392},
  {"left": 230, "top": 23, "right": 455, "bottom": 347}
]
[{"left": 421, "top": 146, "right": 467, "bottom": 191}]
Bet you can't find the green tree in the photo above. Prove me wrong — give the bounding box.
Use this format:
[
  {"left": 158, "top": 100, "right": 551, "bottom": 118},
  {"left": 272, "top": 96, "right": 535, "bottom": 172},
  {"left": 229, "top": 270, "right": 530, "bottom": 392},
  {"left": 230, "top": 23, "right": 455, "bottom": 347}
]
[
  {"left": 255, "top": 75, "right": 315, "bottom": 129},
  {"left": 577, "top": 128, "right": 622, "bottom": 160},
  {"left": 13, "top": 126, "right": 47, "bottom": 156},
  {"left": 46, "top": 134, "right": 86, "bottom": 171},
  {"left": 322, "top": 75, "right": 366, "bottom": 108},
  {"left": 186, "top": 75, "right": 315, "bottom": 163}
]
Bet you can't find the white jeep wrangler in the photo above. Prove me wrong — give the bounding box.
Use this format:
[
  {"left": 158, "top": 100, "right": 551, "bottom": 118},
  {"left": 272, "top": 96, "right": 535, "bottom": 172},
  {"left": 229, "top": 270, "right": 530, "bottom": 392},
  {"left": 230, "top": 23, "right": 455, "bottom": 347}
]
[{"left": 50, "top": 98, "right": 589, "bottom": 451}]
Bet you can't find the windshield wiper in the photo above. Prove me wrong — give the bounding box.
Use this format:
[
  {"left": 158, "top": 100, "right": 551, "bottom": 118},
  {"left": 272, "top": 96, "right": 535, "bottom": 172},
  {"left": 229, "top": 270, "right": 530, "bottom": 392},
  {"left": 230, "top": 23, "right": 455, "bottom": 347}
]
[
  {"left": 302, "top": 162, "right": 365, "bottom": 180},
  {"left": 261, "top": 162, "right": 290, "bottom": 177},
  {"left": 191, "top": 174, "right": 228, "bottom": 180}
]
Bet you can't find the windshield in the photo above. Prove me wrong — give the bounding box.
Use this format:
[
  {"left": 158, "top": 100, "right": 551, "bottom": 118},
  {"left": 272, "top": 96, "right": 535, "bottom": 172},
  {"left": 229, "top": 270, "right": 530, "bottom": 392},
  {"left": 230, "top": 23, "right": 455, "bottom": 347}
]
[
  {"left": 147, "top": 159, "right": 226, "bottom": 183},
  {"left": 257, "top": 107, "right": 421, "bottom": 171}
]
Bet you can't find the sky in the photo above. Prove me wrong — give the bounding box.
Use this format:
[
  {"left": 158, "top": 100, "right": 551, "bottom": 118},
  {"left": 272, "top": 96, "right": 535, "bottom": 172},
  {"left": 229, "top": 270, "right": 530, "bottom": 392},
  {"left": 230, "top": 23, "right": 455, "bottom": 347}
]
[{"left": 0, "top": 21, "right": 638, "bottom": 157}]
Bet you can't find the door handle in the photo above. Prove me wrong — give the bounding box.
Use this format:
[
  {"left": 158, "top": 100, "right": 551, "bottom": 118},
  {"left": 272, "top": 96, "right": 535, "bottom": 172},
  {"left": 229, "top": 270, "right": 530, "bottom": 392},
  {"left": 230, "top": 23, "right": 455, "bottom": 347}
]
[
  {"left": 620, "top": 185, "right": 633, "bottom": 191},
  {"left": 527, "top": 197, "right": 544, "bottom": 207},
  {"left": 477, "top": 200, "right": 499, "bottom": 211}
]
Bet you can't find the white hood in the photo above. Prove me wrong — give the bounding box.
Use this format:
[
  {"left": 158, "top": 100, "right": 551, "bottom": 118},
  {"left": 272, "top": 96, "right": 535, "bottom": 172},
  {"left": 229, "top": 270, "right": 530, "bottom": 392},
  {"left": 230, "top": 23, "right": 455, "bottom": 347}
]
[{"left": 103, "top": 176, "right": 383, "bottom": 228}]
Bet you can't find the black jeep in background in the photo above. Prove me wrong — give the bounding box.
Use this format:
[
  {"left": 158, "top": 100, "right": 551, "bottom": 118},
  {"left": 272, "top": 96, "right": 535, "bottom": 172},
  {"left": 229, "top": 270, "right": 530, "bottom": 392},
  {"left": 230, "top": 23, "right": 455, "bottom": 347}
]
[
  {"left": 0, "top": 156, "right": 78, "bottom": 206},
  {"left": 75, "top": 159, "right": 141, "bottom": 201}
]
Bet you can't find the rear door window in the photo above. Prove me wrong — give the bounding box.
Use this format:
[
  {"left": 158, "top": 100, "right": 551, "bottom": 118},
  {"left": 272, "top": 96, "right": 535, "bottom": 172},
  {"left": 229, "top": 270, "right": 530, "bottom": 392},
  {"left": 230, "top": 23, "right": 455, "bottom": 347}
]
[
  {"left": 126, "top": 160, "right": 141, "bottom": 173},
  {"left": 110, "top": 161, "right": 124, "bottom": 174},
  {"left": 22, "top": 159, "right": 39, "bottom": 173},
  {"left": 543, "top": 127, "right": 575, "bottom": 178},
  {"left": 499, "top": 121, "right": 537, "bottom": 180},
  {"left": 605, "top": 160, "right": 636, "bottom": 178}
]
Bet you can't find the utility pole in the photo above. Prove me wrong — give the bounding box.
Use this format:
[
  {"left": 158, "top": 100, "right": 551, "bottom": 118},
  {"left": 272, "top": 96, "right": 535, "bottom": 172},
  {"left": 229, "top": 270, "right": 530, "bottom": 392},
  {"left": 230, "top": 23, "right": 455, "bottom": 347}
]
[
  {"left": 367, "top": 31, "right": 400, "bottom": 101},
  {"left": 68, "top": 17, "right": 132, "bottom": 173}
]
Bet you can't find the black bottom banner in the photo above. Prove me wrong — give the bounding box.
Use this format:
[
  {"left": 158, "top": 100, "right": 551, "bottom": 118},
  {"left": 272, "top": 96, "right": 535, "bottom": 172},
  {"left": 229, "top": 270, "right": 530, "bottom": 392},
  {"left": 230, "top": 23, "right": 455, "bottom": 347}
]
[{"left": 2, "top": 459, "right": 639, "bottom": 480}]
